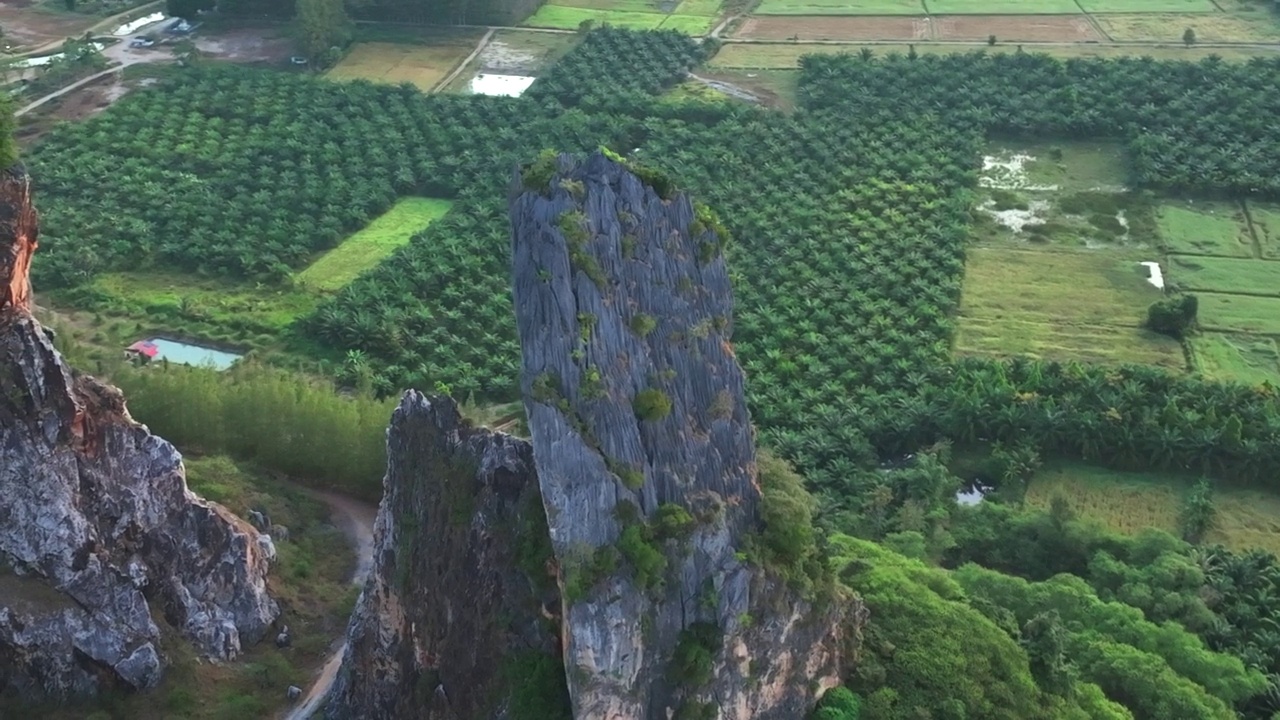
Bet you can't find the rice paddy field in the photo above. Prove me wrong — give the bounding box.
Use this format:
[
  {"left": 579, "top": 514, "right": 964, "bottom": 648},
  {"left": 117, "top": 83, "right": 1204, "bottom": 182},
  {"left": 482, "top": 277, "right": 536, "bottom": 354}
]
[
  {"left": 933, "top": 15, "right": 1102, "bottom": 40},
  {"left": 522, "top": 0, "right": 720, "bottom": 32},
  {"left": 326, "top": 36, "right": 484, "bottom": 92},
  {"left": 1249, "top": 203, "right": 1280, "bottom": 260},
  {"left": 1096, "top": 12, "right": 1280, "bottom": 41},
  {"left": 1076, "top": 0, "right": 1217, "bottom": 11},
  {"left": 926, "top": 0, "right": 1081, "bottom": 14},
  {"left": 1166, "top": 255, "right": 1280, "bottom": 297},
  {"left": 753, "top": 0, "right": 923, "bottom": 15},
  {"left": 1025, "top": 462, "right": 1280, "bottom": 557},
  {"left": 297, "top": 198, "right": 453, "bottom": 292},
  {"left": 1191, "top": 333, "right": 1280, "bottom": 387},
  {"left": 1156, "top": 202, "right": 1254, "bottom": 258}
]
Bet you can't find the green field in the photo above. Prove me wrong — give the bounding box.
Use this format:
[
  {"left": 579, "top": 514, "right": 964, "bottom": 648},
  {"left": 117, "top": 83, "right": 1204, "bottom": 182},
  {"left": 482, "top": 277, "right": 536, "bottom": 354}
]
[
  {"left": 1025, "top": 461, "right": 1280, "bottom": 557},
  {"left": 1196, "top": 293, "right": 1280, "bottom": 335},
  {"left": 1076, "top": 0, "right": 1217, "bottom": 11},
  {"left": 326, "top": 39, "right": 483, "bottom": 92},
  {"left": 1156, "top": 201, "right": 1253, "bottom": 258},
  {"left": 1097, "top": 13, "right": 1280, "bottom": 42},
  {"left": 522, "top": 5, "right": 665, "bottom": 28},
  {"left": 956, "top": 246, "right": 1184, "bottom": 368},
  {"left": 755, "top": 0, "right": 924, "bottom": 14},
  {"left": 926, "top": 0, "right": 1080, "bottom": 13},
  {"left": 1166, "top": 254, "right": 1280, "bottom": 297},
  {"left": 659, "top": 13, "right": 718, "bottom": 30},
  {"left": 522, "top": 0, "right": 719, "bottom": 30},
  {"left": 1247, "top": 203, "right": 1280, "bottom": 260},
  {"left": 1191, "top": 333, "right": 1280, "bottom": 387},
  {"left": 298, "top": 198, "right": 452, "bottom": 292}
]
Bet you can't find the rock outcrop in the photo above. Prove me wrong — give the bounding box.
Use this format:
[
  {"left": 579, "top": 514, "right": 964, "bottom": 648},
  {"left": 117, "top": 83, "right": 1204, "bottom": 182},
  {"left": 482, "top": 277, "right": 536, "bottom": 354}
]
[
  {"left": 325, "top": 392, "right": 564, "bottom": 720},
  {"left": 509, "top": 151, "right": 846, "bottom": 719},
  {"left": 0, "top": 163, "right": 279, "bottom": 700}
]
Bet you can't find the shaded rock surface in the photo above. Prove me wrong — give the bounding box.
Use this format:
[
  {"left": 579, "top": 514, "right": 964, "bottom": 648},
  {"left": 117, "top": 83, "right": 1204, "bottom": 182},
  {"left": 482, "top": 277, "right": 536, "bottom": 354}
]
[
  {"left": 325, "top": 392, "right": 563, "bottom": 720},
  {"left": 0, "top": 163, "right": 278, "bottom": 700},
  {"left": 509, "top": 151, "right": 845, "bottom": 719}
]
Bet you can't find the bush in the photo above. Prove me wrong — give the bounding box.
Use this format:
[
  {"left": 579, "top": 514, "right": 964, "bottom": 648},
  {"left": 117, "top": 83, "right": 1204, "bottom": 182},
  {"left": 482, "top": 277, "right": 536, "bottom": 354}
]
[
  {"left": 1146, "top": 294, "right": 1197, "bottom": 339},
  {"left": 618, "top": 524, "right": 667, "bottom": 590},
  {"left": 813, "top": 687, "right": 862, "bottom": 720},
  {"left": 630, "top": 313, "right": 657, "bottom": 336},
  {"left": 669, "top": 622, "right": 722, "bottom": 687},
  {"left": 634, "top": 388, "right": 672, "bottom": 421}
]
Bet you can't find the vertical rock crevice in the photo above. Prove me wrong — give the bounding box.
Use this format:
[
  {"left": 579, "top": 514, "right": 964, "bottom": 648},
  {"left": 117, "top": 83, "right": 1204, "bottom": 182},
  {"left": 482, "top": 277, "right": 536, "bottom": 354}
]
[
  {"left": 0, "top": 163, "right": 279, "bottom": 700},
  {"left": 509, "top": 151, "right": 846, "bottom": 720}
]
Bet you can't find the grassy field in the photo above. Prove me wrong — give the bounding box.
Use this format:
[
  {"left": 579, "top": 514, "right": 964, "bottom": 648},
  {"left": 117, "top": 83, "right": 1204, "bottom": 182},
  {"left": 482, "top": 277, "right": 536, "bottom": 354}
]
[
  {"left": 706, "top": 42, "right": 1280, "bottom": 68},
  {"left": 1156, "top": 201, "right": 1253, "bottom": 258},
  {"left": 1166, "top": 255, "right": 1280, "bottom": 297},
  {"left": 1076, "top": 0, "right": 1217, "bottom": 11},
  {"left": 442, "top": 30, "right": 581, "bottom": 92},
  {"left": 327, "top": 38, "right": 482, "bottom": 91},
  {"left": 955, "top": 246, "right": 1185, "bottom": 368},
  {"left": 1025, "top": 461, "right": 1280, "bottom": 557},
  {"left": 1248, "top": 203, "right": 1280, "bottom": 260},
  {"left": 926, "top": 0, "right": 1081, "bottom": 14},
  {"left": 1097, "top": 12, "right": 1280, "bottom": 41},
  {"left": 3, "top": 455, "right": 357, "bottom": 720},
  {"left": 1196, "top": 293, "right": 1280, "bottom": 335},
  {"left": 984, "top": 139, "right": 1128, "bottom": 192},
  {"left": 755, "top": 0, "right": 924, "bottom": 14},
  {"left": 1191, "top": 332, "right": 1280, "bottom": 386},
  {"left": 297, "top": 197, "right": 452, "bottom": 292},
  {"left": 522, "top": 0, "right": 719, "bottom": 30}
]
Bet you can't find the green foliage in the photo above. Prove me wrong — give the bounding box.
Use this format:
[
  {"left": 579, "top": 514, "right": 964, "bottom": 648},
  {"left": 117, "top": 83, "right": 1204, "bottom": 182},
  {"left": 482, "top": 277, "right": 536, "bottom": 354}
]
[
  {"left": 630, "top": 313, "right": 657, "bottom": 337},
  {"left": 523, "top": 149, "right": 560, "bottom": 192},
  {"left": 746, "top": 450, "right": 828, "bottom": 593},
  {"left": 669, "top": 622, "right": 722, "bottom": 688},
  {"left": 112, "top": 362, "right": 393, "bottom": 501},
  {"left": 1179, "top": 478, "right": 1216, "bottom": 544},
  {"left": 0, "top": 96, "right": 16, "bottom": 169},
  {"left": 633, "top": 388, "right": 672, "bottom": 421},
  {"left": 654, "top": 503, "right": 696, "bottom": 540},
  {"left": 1147, "top": 294, "right": 1199, "bottom": 339},
  {"left": 617, "top": 524, "right": 667, "bottom": 591},
  {"left": 503, "top": 651, "right": 573, "bottom": 720},
  {"left": 296, "top": 0, "right": 352, "bottom": 66},
  {"left": 562, "top": 543, "right": 619, "bottom": 603},
  {"left": 812, "top": 687, "right": 862, "bottom": 720}
]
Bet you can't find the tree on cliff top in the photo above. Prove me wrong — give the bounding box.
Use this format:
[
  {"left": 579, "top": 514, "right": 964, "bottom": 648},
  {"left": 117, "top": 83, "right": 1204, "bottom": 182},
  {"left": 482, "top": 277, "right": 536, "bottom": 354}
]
[
  {"left": 295, "top": 0, "right": 351, "bottom": 67},
  {"left": 0, "top": 95, "right": 17, "bottom": 168}
]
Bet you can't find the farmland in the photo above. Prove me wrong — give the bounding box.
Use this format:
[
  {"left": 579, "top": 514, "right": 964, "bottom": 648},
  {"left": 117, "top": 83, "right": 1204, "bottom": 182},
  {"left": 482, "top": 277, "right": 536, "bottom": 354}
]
[
  {"left": 753, "top": 0, "right": 923, "bottom": 15},
  {"left": 926, "top": 0, "right": 1081, "bottom": 14},
  {"left": 522, "top": 0, "right": 720, "bottom": 32},
  {"left": 934, "top": 15, "right": 1102, "bottom": 41},
  {"left": 1097, "top": 12, "right": 1280, "bottom": 42},
  {"left": 733, "top": 15, "right": 929, "bottom": 39},
  {"left": 707, "top": 42, "right": 1280, "bottom": 68},
  {"left": 326, "top": 35, "right": 484, "bottom": 91},
  {"left": 21, "top": 23, "right": 1280, "bottom": 720}
]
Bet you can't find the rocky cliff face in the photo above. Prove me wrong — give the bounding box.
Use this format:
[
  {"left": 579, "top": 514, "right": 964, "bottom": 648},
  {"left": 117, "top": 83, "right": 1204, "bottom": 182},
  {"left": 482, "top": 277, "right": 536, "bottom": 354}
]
[
  {"left": 509, "top": 151, "right": 845, "bottom": 720},
  {"left": 0, "top": 164, "right": 279, "bottom": 700},
  {"left": 326, "top": 391, "right": 564, "bottom": 720}
]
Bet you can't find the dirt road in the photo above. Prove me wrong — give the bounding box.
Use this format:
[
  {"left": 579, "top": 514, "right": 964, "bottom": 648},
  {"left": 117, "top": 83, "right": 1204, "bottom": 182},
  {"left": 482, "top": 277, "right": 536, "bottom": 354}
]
[{"left": 280, "top": 488, "right": 377, "bottom": 720}]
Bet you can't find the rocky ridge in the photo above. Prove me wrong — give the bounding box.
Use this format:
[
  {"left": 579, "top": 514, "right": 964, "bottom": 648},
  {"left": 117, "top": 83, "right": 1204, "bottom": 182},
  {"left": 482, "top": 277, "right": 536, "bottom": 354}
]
[
  {"left": 0, "top": 163, "right": 279, "bottom": 700},
  {"left": 325, "top": 391, "right": 563, "bottom": 720},
  {"left": 509, "top": 151, "right": 846, "bottom": 719}
]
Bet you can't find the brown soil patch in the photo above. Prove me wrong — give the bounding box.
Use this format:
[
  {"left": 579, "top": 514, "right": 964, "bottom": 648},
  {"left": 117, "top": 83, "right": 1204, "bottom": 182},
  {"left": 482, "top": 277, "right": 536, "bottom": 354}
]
[
  {"left": 935, "top": 15, "right": 1101, "bottom": 42},
  {"left": 734, "top": 15, "right": 931, "bottom": 41},
  {"left": 15, "top": 73, "right": 136, "bottom": 146},
  {"left": 193, "top": 26, "right": 294, "bottom": 64},
  {"left": 0, "top": 4, "right": 97, "bottom": 50}
]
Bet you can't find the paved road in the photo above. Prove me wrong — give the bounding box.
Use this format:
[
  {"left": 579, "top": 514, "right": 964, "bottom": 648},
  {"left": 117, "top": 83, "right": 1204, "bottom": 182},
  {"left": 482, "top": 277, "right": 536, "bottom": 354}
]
[{"left": 279, "top": 488, "right": 377, "bottom": 720}]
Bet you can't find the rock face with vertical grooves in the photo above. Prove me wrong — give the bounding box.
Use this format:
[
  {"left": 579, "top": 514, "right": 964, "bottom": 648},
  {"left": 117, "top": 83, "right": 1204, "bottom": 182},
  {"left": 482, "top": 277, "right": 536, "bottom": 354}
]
[
  {"left": 509, "top": 151, "right": 845, "bottom": 719},
  {"left": 0, "top": 163, "right": 279, "bottom": 700},
  {"left": 325, "top": 392, "right": 563, "bottom": 720}
]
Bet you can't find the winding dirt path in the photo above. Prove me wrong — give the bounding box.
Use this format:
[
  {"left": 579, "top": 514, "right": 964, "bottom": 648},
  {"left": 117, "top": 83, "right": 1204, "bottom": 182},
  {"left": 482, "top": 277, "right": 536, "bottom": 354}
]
[{"left": 279, "top": 488, "right": 377, "bottom": 720}]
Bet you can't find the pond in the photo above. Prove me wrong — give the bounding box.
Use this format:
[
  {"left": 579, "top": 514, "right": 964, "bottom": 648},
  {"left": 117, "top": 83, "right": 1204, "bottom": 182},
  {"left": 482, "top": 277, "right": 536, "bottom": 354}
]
[
  {"left": 956, "top": 480, "right": 994, "bottom": 506},
  {"left": 147, "top": 338, "right": 242, "bottom": 370},
  {"left": 470, "top": 73, "right": 536, "bottom": 97}
]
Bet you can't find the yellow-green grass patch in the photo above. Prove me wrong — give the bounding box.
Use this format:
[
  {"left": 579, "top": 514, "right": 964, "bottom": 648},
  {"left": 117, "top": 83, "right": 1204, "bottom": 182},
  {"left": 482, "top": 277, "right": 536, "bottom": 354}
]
[
  {"left": 547, "top": 0, "right": 670, "bottom": 9},
  {"left": 522, "top": 5, "right": 668, "bottom": 28},
  {"left": 1025, "top": 461, "right": 1280, "bottom": 557},
  {"left": 1096, "top": 12, "right": 1280, "bottom": 41},
  {"left": 327, "top": 39, "right": 482, "bottom": 92},
  {"left": 1156, "top": 201, "right": 1253, "bottom": 258},
  {"left": 1077, "top": 0, "right": 1216, "bottom": 12},
  {"left": 675, "top": 0, "right": 724, "bottom": 13},
  {"left": 1247, "top": 202, "right": 1280, "bottom": 260},
  {"left": 754, "top": 0, "right": 925, "bottom": 15},
  {"left": 1166, "top": 254, "right": 1280, "bottom": 297},
  {"left": 706, "top": 41, "right": 1279, "bottom": 67},
  {"left": 926, "top": 0, "right": 1081, "bottom": 14},
  {"left": 659, "top": 13, "right": 718, "bottom": 30},
  {"left": 84, "top": 271, "right": 318, "bottom": 334},
  {"left": 955, "top": 246, "right": 1184, "bottom": 368},
  {"left": 1196, "top": 293, "right": 1280, "bottom": 335},
  {"left": 1191, "top": 332, "right": 1280, "bottom": 387},
  {"left": 298, "top": 197, "right": 452, "bottom": 292}
]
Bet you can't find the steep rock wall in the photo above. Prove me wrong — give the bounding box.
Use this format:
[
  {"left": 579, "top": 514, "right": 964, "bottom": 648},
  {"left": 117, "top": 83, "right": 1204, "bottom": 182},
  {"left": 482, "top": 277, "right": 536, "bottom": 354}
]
[
  {"left": 325, "top": 392, "right": 564, "bottom": 720},
  {"left": 0, "top": 163, "right": 278, "bottom": 700},
  {"left": 509, "top": 151, "right": 845, "bottom": 720}
]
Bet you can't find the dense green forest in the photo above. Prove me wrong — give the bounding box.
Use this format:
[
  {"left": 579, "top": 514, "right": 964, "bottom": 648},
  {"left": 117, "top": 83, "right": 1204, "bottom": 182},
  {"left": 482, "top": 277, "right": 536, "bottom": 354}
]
[{"left": 27, "top": 27, "right": 1280, "bottom": 719}]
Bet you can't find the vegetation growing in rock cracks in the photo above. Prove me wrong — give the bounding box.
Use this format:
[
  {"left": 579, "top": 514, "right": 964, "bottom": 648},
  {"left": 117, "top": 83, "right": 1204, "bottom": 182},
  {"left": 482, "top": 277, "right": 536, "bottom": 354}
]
[{"left": 28, "top": 24, "right": 1280, "bottom": 720}]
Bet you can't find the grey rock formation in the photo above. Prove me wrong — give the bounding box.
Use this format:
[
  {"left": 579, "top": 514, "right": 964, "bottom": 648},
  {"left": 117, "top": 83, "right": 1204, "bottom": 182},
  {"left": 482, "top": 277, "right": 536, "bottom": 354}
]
[
  {"left": 509, "top": 151, "right": 845, "bottom": 719},
  {"left": 0, "top": 163, "right": 279, "bottom": 700},
  {"left": 325, "top": 392, "right": 564, "bottom": 720}
]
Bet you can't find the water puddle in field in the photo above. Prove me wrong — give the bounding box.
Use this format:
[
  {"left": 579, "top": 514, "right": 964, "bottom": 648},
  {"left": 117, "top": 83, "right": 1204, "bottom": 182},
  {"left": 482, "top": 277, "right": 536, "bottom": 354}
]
[
  {"left": 980, "top": 152, "right": 1060, "bottom": 192},
  {"left": 979, "top": 198, "right": 1050, "bottom": 233},
  {"left": 956, "top": 481, "right": 993, "bottom": 506},
  {"left": 469, "top": 73, "right": 536, "bottom": 97},
  {"left": 1140, "top": 261, "right": 1164, "bottom": 289},
  {"left": 14, "top": 43, "right": 107, "bottom": 68},
  {"left": 131, "top": 338, "right": 242, "bottom": 370}
]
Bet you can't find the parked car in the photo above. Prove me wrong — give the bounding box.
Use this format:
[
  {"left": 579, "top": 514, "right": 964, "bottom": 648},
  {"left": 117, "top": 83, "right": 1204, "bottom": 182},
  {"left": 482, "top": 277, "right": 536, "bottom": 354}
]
[{"left": 130, "top": 36, "right": 156, "bottom": 48}]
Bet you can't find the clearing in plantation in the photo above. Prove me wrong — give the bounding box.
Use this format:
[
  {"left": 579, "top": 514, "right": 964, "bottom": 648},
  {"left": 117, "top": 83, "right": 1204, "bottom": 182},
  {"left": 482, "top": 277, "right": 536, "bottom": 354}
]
[
  {"left": 1156, "top": 201, "right": 1254, "bottom": 257},
  {"left": 1025, "top": 462, "right": 1280, "bottom": 557},
  {"left": 326, "top": 38, "right": 484, "bottom": 92},
  {"left": 1194, "top": 293, "right": 1280, "bottom": 335},
  {"left": 1165, "top": 255, "right": 1280, "bottom": 297},
  {"left": 1191, "top": 333, "right": 1280, "bottom": 387},
  {"left": 298, "top": 198, "right": 452, "bottom": 292},
  {"left": 522, "top": 0, "right": 720, "bottom": 32}
]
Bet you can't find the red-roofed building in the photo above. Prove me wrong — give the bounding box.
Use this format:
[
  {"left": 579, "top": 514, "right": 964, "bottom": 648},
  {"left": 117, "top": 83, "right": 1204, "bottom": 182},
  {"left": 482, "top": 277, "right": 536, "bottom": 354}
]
[{"left": 125, "top": 340, "right": 159, "bottom": 364}]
